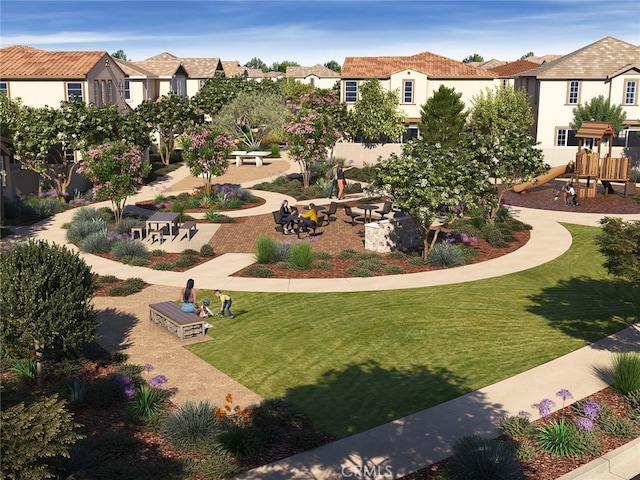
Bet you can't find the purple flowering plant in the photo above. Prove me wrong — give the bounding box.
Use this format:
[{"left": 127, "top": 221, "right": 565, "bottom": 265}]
[
  {"left": 576, "top": 417, "right": 594, "bottom": 432},
  {"left": 536, "top": 398, "right": 556, "bottom": 418},
  {"left": 583, "top": 400, "right": 601, "bottom": 420}
]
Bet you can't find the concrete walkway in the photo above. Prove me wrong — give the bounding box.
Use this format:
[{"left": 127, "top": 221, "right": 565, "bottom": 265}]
[{"left": 10, "top": 159, "right": 640, "bottom": 479}]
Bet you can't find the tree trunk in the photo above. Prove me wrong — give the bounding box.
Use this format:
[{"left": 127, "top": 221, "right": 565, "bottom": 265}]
[{"left": 34, "top": 340, "right": 44, "bottom": 388}]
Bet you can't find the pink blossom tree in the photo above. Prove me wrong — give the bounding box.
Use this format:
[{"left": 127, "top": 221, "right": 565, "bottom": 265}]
[
  {"left": 180, "top": 125, "right": 236, "bottom": 193},
  {"left": 79, "top": 141, "right": 151, "bottom": 223},
  {"left": 282, "top": 92, "right": 345, "bottom": 188}
]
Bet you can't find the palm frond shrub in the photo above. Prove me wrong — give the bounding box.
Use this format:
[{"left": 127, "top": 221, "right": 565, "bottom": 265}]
[
  {"left": 216, "top": 422, "right": 260, "bottom": 458},
  {"left": 611, "top": 352, "right": 640, "bottom": 395},
  {"left": 80, "top": 229, "right": 113, "bottom": 254},
  {"left": 151, "top": 261, "right": 174, "bottom": 271},
  {"left": 536, "top": 419, "right": 596, "bottom": 456},
  {"left": 200, "top": 244, "right": 215, "bottom": 257},
  {"left": 163, "top": 400, "right": 222, "bottom": 450},
  {"left": 110, "top": 239, "right": 149, "bottom": 261},
  {"left": 126, "top": 385, "right": 167, "bottom": 422},
  {"left": 65, "top": 377, "right": 88, "bottom": 407},
  {"left": 205, "top": 210, "right": 235, "bottom": 223},
  {"left": 10, "top": 359, "right": 37, "bottom": 381},
  {"left": 427, "top": 242, "right": 469, "bottom": 267},
  {"left": 174, "top": 255, "right": 199, "bottom": 268},
  {"left": 66, "top": 218, "right": 109, "bottom": 243},
  {"left": 445, "top": 435, "right": 521, "bottom": 479}
]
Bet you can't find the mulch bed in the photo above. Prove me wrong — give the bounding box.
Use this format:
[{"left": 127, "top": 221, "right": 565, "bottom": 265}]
[{"left": 402, "top": 387, "right": 637, "bottom": 480}]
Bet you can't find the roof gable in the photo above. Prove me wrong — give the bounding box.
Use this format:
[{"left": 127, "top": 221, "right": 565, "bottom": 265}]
[
  {"left": 0, "top": 45, "right": 108, "bottom": 78},
  {"left": 286, "top": 64, "right": 340, "bottom": 79},
  {"left": 515, "top": 36, "right": 640, "bottom": 79},
  {"left": 342, "top": 50, "right": 495, "bottom": 79}
]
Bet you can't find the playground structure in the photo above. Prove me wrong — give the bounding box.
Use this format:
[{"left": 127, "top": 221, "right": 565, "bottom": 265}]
[
  {"left": 572, "top": 121, "right": 633, "bottom": 199},
  {"left": 514, "top": 121, "right": 633, "bottom": 198}
]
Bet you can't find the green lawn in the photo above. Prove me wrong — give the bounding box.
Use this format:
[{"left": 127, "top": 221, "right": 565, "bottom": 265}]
[{"left": 187, "top": 224, "right": 638, "bottom": 438}]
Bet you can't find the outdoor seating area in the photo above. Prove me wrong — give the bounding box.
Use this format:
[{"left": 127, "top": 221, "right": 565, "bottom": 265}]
[
  {"left": 130, "top": 212, "right": 199, "bottom": 245},
  {"left": 230, "top": 150, "right": 271, "bottom": 167}
]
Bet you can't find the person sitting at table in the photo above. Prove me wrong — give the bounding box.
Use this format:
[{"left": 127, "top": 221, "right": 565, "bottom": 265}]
[
  {"left": 299, "top": 203, "right": 318, "bottom": 233},
  {"left": 278, "top": 199, "right": 297, "bottom": 235}
]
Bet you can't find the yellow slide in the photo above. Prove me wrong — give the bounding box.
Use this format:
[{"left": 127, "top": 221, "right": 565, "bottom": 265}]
[{"left": 513, "top": 165, "right": 570, "bottom": 193}]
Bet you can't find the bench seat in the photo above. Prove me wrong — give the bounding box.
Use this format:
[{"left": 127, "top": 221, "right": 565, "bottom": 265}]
[
  {"left": 179, "top": 220, "right": 197, "bottom": 239},
  {"left": 149, "top": 301, "right": 205, "bottom": 340}
]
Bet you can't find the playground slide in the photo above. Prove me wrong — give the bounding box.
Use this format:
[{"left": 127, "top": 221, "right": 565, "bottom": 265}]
[{"left": 513, "top": 165, "right": 570, "bottom": 193}]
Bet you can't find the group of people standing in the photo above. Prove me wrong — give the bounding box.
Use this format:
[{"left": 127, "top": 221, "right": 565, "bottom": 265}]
[
  {"left": 327, "top": 161, "right": 353, "bottom": 200},
  {"left": 180, "top": 278, "right": 234, "bottom": 319}
]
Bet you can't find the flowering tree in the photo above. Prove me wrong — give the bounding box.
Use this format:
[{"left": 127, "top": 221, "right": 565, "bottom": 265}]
[
  {"left": 282, "top": 90, "right": 347, "bottom": 189},
  {"left": 79, "top": 141, "right": 151, "bottom": 223},
  {"left": 373, "top": 138, "right": 495, "bottom": 258},
  {"left": 180, "top": 125, "right": 236, "bottom": 193}
]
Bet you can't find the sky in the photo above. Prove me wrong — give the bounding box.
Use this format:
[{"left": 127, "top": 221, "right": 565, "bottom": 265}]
[{"left": 1, "top": 0, "right": 638, "bottom": 67}]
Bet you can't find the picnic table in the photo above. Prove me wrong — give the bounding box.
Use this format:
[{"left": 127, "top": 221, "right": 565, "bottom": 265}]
[
  {"left": 146, "top": 212, "right": 180, "bottom": 242},
  {"left": 230, "top": 150, "right": 270, "bottom": 167}
]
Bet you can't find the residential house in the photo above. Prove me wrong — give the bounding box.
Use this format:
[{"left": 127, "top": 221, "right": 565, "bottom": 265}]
[
  {"left": 245, "top": 68, "right": 285, "bottom": 82},
  {"left": 514, "top": 36, "right": 640, "bottom": 166},
  {"left": 0, "top": 45, "right": 131, "bottom": 198},
  {"left": 0, "top": 45, "right": 129, "bottom": 110},
  {"left": 341, "top": 50, "right": 497, "bottom": 134},
  {"left": 286, "top": 64, "right": 341, "bottom": 90}
]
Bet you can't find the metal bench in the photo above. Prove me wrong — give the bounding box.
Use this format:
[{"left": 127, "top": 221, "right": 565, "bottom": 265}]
[
  {"left": 149, "top": 301, "right": 205, "bottom": 340},
  {"left": 179, "top": 220, "right": 197, "bottom": 240}
]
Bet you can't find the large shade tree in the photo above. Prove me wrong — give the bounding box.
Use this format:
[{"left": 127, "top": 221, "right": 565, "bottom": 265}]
[
  {"left": 373, "top": 138, "right": 495, "bottom": 258},
  {"left": 570, "top": 95, "right": 627, "bottom": 134},
  {"left": 419, "top": 85, "right": 467, "bottom": 148},
  {"left": 0, "top": 240, "right": 98, "bottom": 386},
  {"left": 351, "top": 79, "right": 406, "bottom": 143},
  {"left": 468, "top": 86, "right": 546, "bottom": 214},
  {"left": 137, "top": 92, "right": 197, "bottom": 165},
  {"left": 214, "top": 91, "right": 288, "bottom": 149},
  {"left": 193, "top": 76, "right": 280, "bottom": 118}
]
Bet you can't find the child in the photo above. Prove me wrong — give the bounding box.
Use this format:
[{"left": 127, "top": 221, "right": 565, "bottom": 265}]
[
  {"left": 564, "top": 183, "right": 579, "bottom": 206},
  {"left": 215, "top": 290, "right": 234, "bottom": 318},
  {"left": 197, "top": 299, "right": 215, "bottom": 318}
]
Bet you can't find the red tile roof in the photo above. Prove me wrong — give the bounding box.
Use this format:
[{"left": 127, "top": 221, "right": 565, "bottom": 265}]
[
  {"left": 342, "top": 51, "right": 495, "bottom": 79},
  {"left": 489, "top": 59, "right": 540, "bottom": 76},
  {"left": 0, "top": 45, "right": 108, "bottom": 78}
]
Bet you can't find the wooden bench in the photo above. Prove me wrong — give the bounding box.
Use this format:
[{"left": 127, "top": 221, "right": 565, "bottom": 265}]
[
  {"left": 149, "top": 301, "right": 205, "bottom": 340},
  {"left": 179, "top": 220, "right": 197, "bottom": 240},
  {"left": 230, "top": 150, "right": 270, "bottom": 167},
  {"left": 130, "top": 221, "right": 147, "bottom": 239}
]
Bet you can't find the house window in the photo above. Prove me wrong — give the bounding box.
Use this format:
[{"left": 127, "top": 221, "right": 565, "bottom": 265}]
[
  {"left": 556, "top": 128, "right": 579, "bottom": 146},
  {"left": 403, "top": 80, "right": 414, "bottom": 104},
  {"left": 310, "top": 77, "right": 315, "bottom": 87},
  {"left": 173, "top": 76, "right": 187, "bottom": 97},
  {"left": 624, "top": 80, "right": 637, "bottom": 105},
  {"left": 118, "top": 80, "right": 123, "bottom": 98},
  {"left": 344, "top": 81, "right": 358, "bottom": 103},
  {"left": 145, "top": 80, "right": 151, "bottom": 100},
  {"left": 101, "top": 80, "right": 106, "bottom": 105},
  {"left": 199, "top": 79, "right": 207, "bottom": 89},
  {"left": 93, "top": 81, "right": 100, "bottom": 106},
  {"left": 125, "top": 80, "right": 131, "bottom": 100},
  {"left": 66, "top": 82, "right": 83, "bottom": 101},
  {"left": 107, "top": 80, "right": 113, "bottom": 104},
  {"left": 567, "top": 80, "right": 580, "bottom": 104},
  {"left": 0, "top": 82, "right": 7, "bottom": 94}
]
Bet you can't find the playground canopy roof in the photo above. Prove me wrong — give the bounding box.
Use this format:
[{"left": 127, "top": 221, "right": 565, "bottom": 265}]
[{"left": 575, "top": 121, "right": 616, "bottom": 138}]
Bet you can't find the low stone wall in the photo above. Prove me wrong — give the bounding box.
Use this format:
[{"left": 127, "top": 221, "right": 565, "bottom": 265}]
[{"left": 364, "top": 215, "right": 422, "bottom": 253}]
